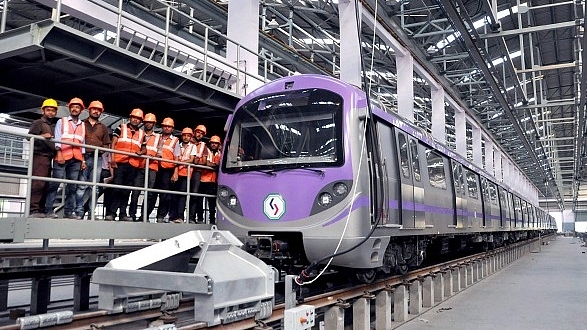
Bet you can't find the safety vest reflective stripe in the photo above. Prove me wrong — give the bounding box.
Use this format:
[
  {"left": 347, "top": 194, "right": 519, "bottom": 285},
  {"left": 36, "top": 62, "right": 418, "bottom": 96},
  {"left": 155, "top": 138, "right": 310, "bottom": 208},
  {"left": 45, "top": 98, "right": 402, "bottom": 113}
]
[
  {"left": 60, "top": 117, "right": 85, "bottom": 161},
  {"left": 192, "top": 141, "right": 207, "bottom": 158},
  {"left": 160, "top": 135, "right": 179, "bottom": 169},
  {"left": 129, "top": 132, "right": 161, "bottom": 171},
  {"left": 113, "top": 124, "right": 145, "bottom": 164},
  {"left": 177, "top": 142, "right": 194, "bottom": 177},
  {"left": 201, "top": 149, "right": 221, "bottom": 183}
]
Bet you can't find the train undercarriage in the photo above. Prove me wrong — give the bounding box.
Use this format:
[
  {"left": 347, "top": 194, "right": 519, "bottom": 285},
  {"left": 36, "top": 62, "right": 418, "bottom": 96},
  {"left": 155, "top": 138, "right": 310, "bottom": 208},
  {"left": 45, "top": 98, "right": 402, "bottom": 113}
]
[{"left": 244, "top": 230, "right": 547, "bottom": 283}]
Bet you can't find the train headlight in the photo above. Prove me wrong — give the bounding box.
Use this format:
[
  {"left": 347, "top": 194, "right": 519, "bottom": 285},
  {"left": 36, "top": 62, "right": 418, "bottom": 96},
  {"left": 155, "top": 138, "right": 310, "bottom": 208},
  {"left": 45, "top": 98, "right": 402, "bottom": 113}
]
[
  {"left": 228, "top": 195, "right": 238, "bottom": 208},
  {"left": 319, "top": 192, "right": 333, "bottom": 207},
  {"left": 333, "top": 182, "right": 348, "bottom": 196},
  {"left": 219, "top": 187, "right": 229, "bottom": 199}
]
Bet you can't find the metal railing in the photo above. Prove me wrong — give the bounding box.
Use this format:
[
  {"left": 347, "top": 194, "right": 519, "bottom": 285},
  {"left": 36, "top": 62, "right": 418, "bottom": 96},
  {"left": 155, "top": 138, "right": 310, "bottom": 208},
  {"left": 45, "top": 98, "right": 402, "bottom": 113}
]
[{"left": 0, "top": 127, "right": 215, "bottom": 222}]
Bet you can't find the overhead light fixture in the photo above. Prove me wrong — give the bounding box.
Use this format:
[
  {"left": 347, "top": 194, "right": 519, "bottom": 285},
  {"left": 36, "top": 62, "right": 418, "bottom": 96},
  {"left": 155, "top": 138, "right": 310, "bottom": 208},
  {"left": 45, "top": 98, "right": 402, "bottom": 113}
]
[{"left": 267, "top": 17, "right": 279, "bottom": 30}]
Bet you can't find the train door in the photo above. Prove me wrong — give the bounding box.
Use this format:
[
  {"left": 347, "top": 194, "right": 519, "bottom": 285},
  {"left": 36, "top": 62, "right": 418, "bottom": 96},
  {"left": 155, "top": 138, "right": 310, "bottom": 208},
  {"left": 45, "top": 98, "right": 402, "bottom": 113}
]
[
  {"left": 508, "top": 192, "right": 516, "bottom": 228},
  {"left": 409, "top": 138, "right": 425, "bottom": 227},
  {"left": 513, "top": 196, "right": 522, "bottom": 228},
  {"left": 451, "top": 161, "right": 466, "bottom": 228},
  {"left": 498, "top": 186, "right": 508, "bottom": 228},
  {"left": 394, "top": 130, "right": 424, "bottom": 228},
  {"left": 464, "top": 168, "right": 482, "bottom": 228},
  {"left": 423, "top": 148, "right": 452, "bottom": 228},
  {"left": 377, "top": 122, "right": 400, "bottom": 226},
  {"left": 480, "top": 177, "right": 490, "bottom": 227}
]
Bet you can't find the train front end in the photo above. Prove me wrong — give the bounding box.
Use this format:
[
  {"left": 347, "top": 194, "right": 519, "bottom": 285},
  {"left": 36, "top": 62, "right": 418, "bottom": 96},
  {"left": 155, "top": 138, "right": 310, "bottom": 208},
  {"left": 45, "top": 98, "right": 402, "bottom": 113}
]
[{"left": 217, "top": 75, "right": 381, "bottom": 273}]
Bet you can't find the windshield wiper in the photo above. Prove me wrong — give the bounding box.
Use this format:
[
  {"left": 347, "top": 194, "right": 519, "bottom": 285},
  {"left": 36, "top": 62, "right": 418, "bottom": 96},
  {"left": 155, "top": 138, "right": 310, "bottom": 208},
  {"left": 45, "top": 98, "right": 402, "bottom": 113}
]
[{"left": 265, "top": 166, "right": 325, "bottom": 176}]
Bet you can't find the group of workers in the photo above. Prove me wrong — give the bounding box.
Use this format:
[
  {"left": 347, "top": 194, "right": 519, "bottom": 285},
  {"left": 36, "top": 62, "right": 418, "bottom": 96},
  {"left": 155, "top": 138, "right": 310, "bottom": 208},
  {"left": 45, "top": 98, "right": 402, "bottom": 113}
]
[{"left": 28, "top": 97, "right": 222, "bottom": 224}]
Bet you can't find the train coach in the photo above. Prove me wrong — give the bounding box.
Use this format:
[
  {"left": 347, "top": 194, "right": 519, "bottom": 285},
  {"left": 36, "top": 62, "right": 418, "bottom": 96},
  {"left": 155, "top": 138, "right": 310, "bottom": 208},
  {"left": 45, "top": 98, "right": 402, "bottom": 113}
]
[{"left": 215, "top": 74, "right": 556, "bottom": 282}]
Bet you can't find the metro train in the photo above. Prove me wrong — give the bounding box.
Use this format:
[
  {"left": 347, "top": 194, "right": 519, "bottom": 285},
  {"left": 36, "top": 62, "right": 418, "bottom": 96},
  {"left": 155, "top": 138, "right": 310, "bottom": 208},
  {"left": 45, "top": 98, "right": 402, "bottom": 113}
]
[{"left": 216, "top": 74, "right": 556, "bottom": 282}]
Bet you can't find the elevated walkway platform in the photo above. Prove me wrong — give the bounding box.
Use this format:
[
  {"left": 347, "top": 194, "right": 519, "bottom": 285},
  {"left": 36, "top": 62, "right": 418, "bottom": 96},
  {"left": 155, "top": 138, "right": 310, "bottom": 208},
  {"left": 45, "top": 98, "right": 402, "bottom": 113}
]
[{"left": 396, "top": 236, "right": 587, "bottom": 330}]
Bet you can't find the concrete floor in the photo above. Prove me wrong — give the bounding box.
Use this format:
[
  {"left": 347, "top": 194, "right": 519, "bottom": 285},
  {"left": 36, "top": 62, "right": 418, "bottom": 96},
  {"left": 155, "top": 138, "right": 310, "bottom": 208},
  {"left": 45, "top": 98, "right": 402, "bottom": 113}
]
[{"left": 395, "top": 236, "right": 587, "bottom": 330}]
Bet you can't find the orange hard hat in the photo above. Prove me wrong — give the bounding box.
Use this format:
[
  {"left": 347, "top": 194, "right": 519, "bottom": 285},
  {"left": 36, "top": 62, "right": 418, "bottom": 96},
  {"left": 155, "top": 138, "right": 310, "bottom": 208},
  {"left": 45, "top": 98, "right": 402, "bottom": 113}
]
[
  {"left": 194, "top": 125, "right": 207, "bottom": 135},
  {"left": 210, "top": 135, "right": 221, "bottom": 144},
  {"left": 181, "top": 127, "right": 193, "bottom": 136},
  {"left": 88, "top": 100, "right": 104, "bottom": 112},
  {"left": 161, "top": 117, "right": 174, "bottom": 127},
  {"left": 144, "top": 113, "right": 157, "bottom": 123},
  {"left": 129, "top": 108, "right": 144, "bottom": 120},
  {"left": 41, "top": 98, "right": 58, "bottom": 109},
  {"left": 68, "top": 97, "right": 85, "bottom": 109}
]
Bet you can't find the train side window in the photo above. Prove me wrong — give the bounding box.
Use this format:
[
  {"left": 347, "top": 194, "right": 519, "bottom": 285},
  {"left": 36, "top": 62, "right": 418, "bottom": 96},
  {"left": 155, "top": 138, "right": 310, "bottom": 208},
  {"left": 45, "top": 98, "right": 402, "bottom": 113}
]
[
  {"left": 426, "top": 149, "right": 446, "bottom": 189},
  {"left": 409, "top": 139, "right": 421, "bottom": 181},
  {"left": 465, "top": 170, "right": 479, "bottom": 199},
  {"left": 398, "top": 134, "right": 410, "bottom": 179},
  {"left": 481, "top": 177, "right": 490, "bottom": 201},
  {"left": 488, "top": 181, "right": 498, "bottom": 205},
  {"left": 452, "top": 162, "right": 462, "bottom": 195}
]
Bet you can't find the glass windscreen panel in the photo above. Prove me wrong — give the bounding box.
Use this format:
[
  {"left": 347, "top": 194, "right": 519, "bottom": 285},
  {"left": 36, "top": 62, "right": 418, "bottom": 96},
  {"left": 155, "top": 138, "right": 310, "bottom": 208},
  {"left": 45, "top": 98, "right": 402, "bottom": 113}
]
[{"left": 223, "top": 88, "right": 344, "bottom": 172}]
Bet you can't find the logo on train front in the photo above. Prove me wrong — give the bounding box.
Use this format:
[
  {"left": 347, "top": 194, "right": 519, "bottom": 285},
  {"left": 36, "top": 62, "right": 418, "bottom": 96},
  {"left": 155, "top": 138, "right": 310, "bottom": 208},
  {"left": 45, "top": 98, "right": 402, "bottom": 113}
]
[{"left": 263, "top": 194, "right": 285, "bottom": 220}]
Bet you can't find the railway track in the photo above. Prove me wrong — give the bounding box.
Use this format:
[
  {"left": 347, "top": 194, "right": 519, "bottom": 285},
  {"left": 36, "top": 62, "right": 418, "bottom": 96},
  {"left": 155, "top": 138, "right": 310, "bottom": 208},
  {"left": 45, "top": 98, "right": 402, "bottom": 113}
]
[{"left": 0, "top": 236, "right": 549, "bottom": 330}]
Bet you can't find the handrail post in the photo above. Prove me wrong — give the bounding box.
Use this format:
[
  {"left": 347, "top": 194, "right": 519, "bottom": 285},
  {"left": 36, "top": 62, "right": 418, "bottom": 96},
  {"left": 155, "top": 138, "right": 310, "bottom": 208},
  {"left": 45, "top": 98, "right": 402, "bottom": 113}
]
[
  {"left": 142, "top": 157, "right": 150, "bottom": 222},
  {"left": 88, "top": 148, "right": 100, "bottom": 221},
  {"left": 1, "top": 0, "right": 9, "bottom": 33},
  {"left": 164, "top": 6, "right": 170, "bottom": 67},
  {"left": 203, "top": 27, "right": 209, "bottom": 81},
  {"left": 24, "top": 137, "right": 35, "bottom": 217},
  {"left": 115, "top": 0, "right": 123, "bottom": 47},
  {"left": 53, "top": 0, "right": 62, "bottom": 22}
]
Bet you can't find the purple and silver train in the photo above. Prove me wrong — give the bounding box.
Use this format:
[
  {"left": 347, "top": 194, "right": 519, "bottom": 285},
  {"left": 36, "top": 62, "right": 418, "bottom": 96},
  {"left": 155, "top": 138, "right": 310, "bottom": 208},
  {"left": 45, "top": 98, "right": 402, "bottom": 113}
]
[{"left": 216, "top": 74, "right": 556, "bottom": 281}]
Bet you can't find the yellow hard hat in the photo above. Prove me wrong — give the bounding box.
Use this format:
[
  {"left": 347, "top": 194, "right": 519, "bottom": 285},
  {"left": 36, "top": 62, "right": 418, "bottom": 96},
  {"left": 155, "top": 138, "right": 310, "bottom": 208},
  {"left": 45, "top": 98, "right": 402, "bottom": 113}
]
[
  {"left": 88, "top": 100, "right": 104, "bottom": 112},
  {"left": 210, "top": 135, "right": 221, "bottom": 144},
  {"left": 68, "top": 97, "right": 85, "bottom": 109},
  {"left": 144, "top": 113, "right": 157, "bottom": 123},
  {"left": 194, "top": 124, "right": 207, "bottom": 135},
  {"left": 161, "top": 117, "right": 174, "bottom": 127},
  {"left": 129, "top": 108, "right": 144, "bottom": 120},
  {"left": 181, "top": 127, "right": 193, "bottom": 136},
  {"left": 41, "top": 98, "right": 58, "bottom": 109}
]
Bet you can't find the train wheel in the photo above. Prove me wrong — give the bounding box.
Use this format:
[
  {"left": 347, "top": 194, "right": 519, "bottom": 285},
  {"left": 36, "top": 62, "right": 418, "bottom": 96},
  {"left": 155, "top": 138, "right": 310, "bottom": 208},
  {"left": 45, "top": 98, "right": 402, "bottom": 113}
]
[
  {"left": 397, "top": 264, "right": 409, "bottom": 275},
  {"left": 355, "top": 269, "right": 377, "bottom": 284}
]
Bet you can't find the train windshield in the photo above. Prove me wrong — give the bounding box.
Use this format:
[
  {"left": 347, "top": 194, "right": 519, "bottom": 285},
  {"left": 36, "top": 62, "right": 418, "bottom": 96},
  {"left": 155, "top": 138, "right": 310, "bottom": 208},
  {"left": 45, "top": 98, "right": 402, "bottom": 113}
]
[{"left": 223, "top": 88, "right": 343, "bottom": 172}]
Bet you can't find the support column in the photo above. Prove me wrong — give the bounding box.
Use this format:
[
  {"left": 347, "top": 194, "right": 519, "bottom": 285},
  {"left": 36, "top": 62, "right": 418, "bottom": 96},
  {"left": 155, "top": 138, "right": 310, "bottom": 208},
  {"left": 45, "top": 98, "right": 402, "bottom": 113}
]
[
  {"left": 444, "top": 270, "right": 454, "bottom": 297},
  {"left": 460, "top": 266, "right": 468, "bottom": 288},
  {"left": 324, "top": 304, "right": 345, "bottom": 328},
  {"left": 455, "top": 110, "right": 467, "bottom": 157},
  {"left": 434, "top": 273, "right": 445, "bottom": 302},
  {"left": 467, "top": 263, "right": 474, "bottom": 286},
  {"left": 353, "top": 295, "right": 372, "bottom": 330},
  {"left": 339, "top": 0, "right": 362, "bottom": 86},
  {"left": 485, "top": 140, "right": 495, "bottom": 176},
  {"left": 393, "top": 285, "right": 408, "bottom": 322},
  {"left": 431, "top": 88, "right": 446, "bottom": 143},
  {"left": 375, "top": 289, "right": 393, "bottom": 330},
  {"left": 472, "top": 124, "right": 482, "bottom": 167},
  {"left": 409, "top": 280, "right": 422, "bottom": 315},
  {"left": 452, "top": 267, "right": 461, "bottom": 292},
  {"left": 397, "top": 54, "right": 415, "bottom": 123},
  {"left": 31, "top": 276, "right": 51, "bottom": 315},
  {"left": 74, "top": 273, "right": 91, "bottom": 311},
  {"left": 422, "top": 276, "right": 434, "bottom": 308},
  {"left": 226, "top": 0, "right": 260, "bottom": 94}
]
